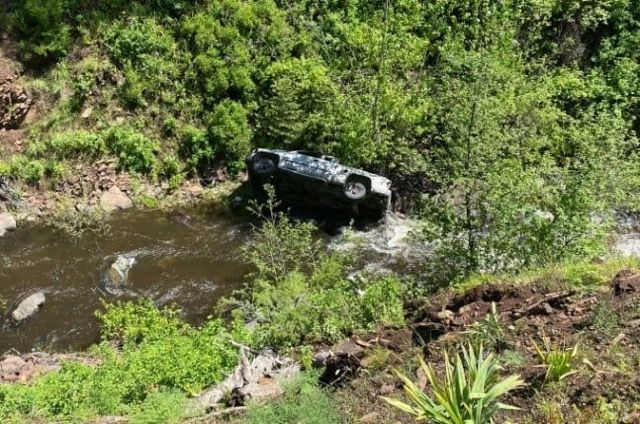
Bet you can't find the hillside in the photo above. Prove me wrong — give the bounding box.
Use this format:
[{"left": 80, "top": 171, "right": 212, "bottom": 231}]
[{"left": 1, "top": 0, "right": 640, "bottom": 423}]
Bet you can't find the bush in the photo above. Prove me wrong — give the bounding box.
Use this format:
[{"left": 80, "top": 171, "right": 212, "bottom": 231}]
[
  {"left": 11, "top": 0, "right": 73, "bottom": 64},
  {"left": 206, "top": 100, "right": 252, "bottom": 170},
  {"left": 35, "top": 130, "right": 107, "bottom": 158},
  {"left": 104, "top": 126, "right": 159, "bottom": 174},
  {"left": 126, "top": 389, "right": 187, "bottom": 424},
  {"left": 257, "top": 58, "right": 339, "bottom": 152},
  {"left": 0, "top": 301, "right": 245, "bottom": 422},
  {"left": 2, "top": 156, "right": 46, "bottom": 184},
  {"left": 532, "top": 335, "right": 580, "bottom": 383},
  {"left": 102, "top": 17, "right": 176, "bottom": 67},
  {"left": 181, "top": 125, "right": 213, "bottom": 172},
  {"left": 236, "top": 204, "right": 405, "bottom": 348}
]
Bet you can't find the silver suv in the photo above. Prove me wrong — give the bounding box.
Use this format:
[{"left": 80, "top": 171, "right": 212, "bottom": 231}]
[{"left": 246, "top": 149, "right": 392, "bottom": 219}]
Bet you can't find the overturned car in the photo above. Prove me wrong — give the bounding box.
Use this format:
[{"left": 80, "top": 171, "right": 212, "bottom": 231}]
[{"left": 245, "top": 148, "right": 392, "bottom": 219}]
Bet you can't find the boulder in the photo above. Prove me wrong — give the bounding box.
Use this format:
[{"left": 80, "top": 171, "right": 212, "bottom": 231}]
[
  {"left": 0, "top": 352, "right": 100, "bottom": 384},
  {"left": 0, "top": 355, "right": 26, "bottom": 382},
  {"left": 0, "top": 212, "right": 16, "bottom": 237},
  {"left": 611, "top": 270, "right": 640, "bottom": 296},
  {"left": 100, "top": 186, "right": 133, "bottom": 212},
  {"left": 104, "top": 254, "right": 136, "bottom": 291},
  {"left": 11, "top": 291, "right": 46, "bottom": 322}
]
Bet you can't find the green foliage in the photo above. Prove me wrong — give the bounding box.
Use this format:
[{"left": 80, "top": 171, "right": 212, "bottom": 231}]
[
  {"left": 456, "top": 258, "right": 640, "bottom": 298},
  {"left": 0, "top": 301, "right": 244, "bottom": 422},
  {"left": 104, "top": 126, "right": 159, "bottom": 174},
  {"left": 245, "top": 371, "right": 341, "bottom": 424},
  {"left": 4, "top": 0, "right": 640, "bottom": 282},
  {"left": 0, "top": 156, "right": 46, "bottom": 184},
  {"left": 206, "top": 100, "right": 252, "bottom": 169},
  {"left": 31, "top": 130, "right": 107, "bottom": 158},
  {"left": 234, "top": 195, "right": 405, "bottom": 348},
  {"left": 257, "top": 58, "right": 339, "bottom": 152},
  {"left": 249, "top": 264, "right": 405, "bottom": 348},
  {"left": 126, "top": 389, "right": 187, "bottom": 424},
  {"left": 532, "top": 335, "right": 580, "bottom": 383},
  {"left": 383, "top": 344, "right": 524, "bottom": 424},
  {"left": 10, "top": 0, "right": 73, "bottom": 64},
  {"left": 181, "top": 125, "right": 212, "bottom": 172}
]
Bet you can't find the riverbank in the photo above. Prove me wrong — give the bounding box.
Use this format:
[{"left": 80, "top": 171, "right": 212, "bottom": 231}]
[
  {"left": 0, "top": 166, "right": 243, "bottom": 236},
  {"left": 2, "top": 257, "right": 640, "bottom": 423}
]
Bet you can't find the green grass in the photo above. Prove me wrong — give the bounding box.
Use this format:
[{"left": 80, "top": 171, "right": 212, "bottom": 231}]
[
  {"left": 244, "top": 371, "right": 342, "bottom": 424},
  {"left": 0, "top": 301, "right": 246, "bottom": 423},
  {"left": 455, "top": 257, "right": 640, "bottom": 293}
]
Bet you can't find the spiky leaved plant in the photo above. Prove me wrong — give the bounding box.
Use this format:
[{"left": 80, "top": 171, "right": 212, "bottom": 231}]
[
  {"left": 531, "top": 335, "right": 579, "bottom": 383},
  {"left": 383, "top": 343, "right": 523, "bottom": 424}
]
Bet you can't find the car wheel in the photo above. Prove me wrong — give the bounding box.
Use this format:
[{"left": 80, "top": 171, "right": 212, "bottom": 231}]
[
  {"left": 252, "top": 155, "right": 276, "bottom": 178},
  {"left": 344, "top": 176, "right": 369, "bottom": 200}
]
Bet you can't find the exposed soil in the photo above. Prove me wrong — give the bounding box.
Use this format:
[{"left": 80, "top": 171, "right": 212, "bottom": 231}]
[
  {"left": 0, "top": 351, "right": 99, "bottom": 384},
  {"left": 330, "top": 270, "right": 640, "bottom": 423}
]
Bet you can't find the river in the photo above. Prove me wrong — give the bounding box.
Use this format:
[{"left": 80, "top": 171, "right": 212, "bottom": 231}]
[
  {"left": 0, "top": 207, "right": 252, "bottom": 352},
  {"left": 2, "top": 205, "right": 638, "bottom": 354}
]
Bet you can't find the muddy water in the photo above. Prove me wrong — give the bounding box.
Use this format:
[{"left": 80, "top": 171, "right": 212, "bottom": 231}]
[
  {"left": 4, "top": 203, "right": 637, "bottom": 354},
  {"left": 0, "top": 208, "right": 252, "bottom": 352}
]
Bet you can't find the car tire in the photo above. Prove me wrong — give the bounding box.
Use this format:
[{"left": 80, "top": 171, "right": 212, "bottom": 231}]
[
  {"left": 344, "top": 175, "right": 370, "bottom": 200},
  {"left": 251, "top": 154, "right": 276, "bottom": 178}
]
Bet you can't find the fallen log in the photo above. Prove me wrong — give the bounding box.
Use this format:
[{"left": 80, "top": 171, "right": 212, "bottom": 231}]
[{"left": 192, "top": 347, "right": 300, "bottom": 412}]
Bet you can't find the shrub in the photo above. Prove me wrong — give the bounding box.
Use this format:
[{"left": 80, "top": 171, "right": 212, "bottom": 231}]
[
  {"left": 236, "top": 200, "right": 405, "bottom": 348},
  {"left": 0, "top": 301, "right": 245, "bottom": 422},
  {"left": 11, "top": 0, "right": 73, "bottom": 64},
  {"left": 102, "top": 17, "right": 175, "bottom": 67},
  {"left": 5, "top": 156, "right": 46, "bottom": 184},
  {"left": 160, "top": 154, "right": 182, "bottom": 179},
  {"left": 36, "top": 130, "right": 107, "bottom": 158},
  {"left": 180, "top": 125, "right": 212, "bottom": 172},
  {"left": 383, "top": 344, "right": 523, "bottom": 424},
  {"left": 104, "top": 126, "right": 158, "bottom": 174},
  {"left": 464, "top": 302, "right": 507, "bottom": 351},
  {"left": 126, "top": 389, "right": 187, "bottom": 424},
  {"left": 249, "top": 266, "right": 404, "bottom": 348},
  {"left": 257, "top": 58, "right": 339, "bottom": 152},
  {"left": 44, "top": 160, "right": 68, "bottom": 183},
  {"left": 206, "top": 100, "right": 252, "bottom": 170}
]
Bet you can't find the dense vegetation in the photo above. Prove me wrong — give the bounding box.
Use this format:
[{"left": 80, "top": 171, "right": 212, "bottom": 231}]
[
  {"left": 2, "top": 1, "right": 640, "bottom": 422},
  {"left": 0, "top": 203, "right": 405, "bottom": 422},
  {"left": 2, "top": 0, "right": 640, "bottom": 280}
]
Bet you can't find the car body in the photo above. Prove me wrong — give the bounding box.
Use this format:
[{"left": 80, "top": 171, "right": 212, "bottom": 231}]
[{"left": 245, "top": 148, "right": 392, "bottom": 219}]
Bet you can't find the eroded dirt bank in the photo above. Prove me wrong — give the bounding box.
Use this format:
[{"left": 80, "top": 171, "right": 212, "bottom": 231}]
[{"left": 323, "top": 269, "right": 640, "bottom": 423}]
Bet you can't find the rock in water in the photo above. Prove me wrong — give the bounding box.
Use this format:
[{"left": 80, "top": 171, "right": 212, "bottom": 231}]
[
  {"left": 105, "top": 255, "right": 137, "bottom": 290},
  {"left": 100, "top": 186, "right": 133, "bottom": 212},
  {"left": 0, "top": 212, "right": 16, "bottom": 237},
  {"left": 11, "top": 292, "right": 46, "bottom": 322}
]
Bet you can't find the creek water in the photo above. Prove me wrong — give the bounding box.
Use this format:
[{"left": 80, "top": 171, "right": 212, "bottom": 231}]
[
  {"left": 3, "top": 203, "right": 637, "bottom": 354},
  {"left": 0, "top": 204, "right": 424, "bottom": 353},
  {"left": 0, "top": 207, "right": 252, "bottom": 353}
]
